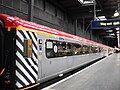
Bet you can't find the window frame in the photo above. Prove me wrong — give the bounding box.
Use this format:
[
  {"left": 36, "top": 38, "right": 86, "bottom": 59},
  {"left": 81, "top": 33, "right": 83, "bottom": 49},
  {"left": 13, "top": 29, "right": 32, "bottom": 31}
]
[{"left": 45, "top": 39, "right": 100, "bottom": 59}]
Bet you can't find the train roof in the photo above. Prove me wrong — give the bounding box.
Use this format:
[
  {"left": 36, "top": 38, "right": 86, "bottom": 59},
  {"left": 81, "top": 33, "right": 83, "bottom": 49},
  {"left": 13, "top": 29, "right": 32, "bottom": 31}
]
[{"left": 0, "top": 13, "right": 112, "bottom": 48}]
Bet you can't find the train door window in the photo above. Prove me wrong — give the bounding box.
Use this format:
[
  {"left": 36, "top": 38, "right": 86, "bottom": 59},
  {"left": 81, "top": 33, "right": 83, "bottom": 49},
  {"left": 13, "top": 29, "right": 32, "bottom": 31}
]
[{"left": 24, "top": 39, "right": 32, "bottom": 58}]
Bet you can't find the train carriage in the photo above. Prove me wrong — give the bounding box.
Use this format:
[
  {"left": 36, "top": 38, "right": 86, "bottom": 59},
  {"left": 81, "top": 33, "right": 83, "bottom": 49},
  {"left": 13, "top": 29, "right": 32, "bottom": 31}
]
[{"left": 0, "top": 13, "right": 114, "bottom": 89}]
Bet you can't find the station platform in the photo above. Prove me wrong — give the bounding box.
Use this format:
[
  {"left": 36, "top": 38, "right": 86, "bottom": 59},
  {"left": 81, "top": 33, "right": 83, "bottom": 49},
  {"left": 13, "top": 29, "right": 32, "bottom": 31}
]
[{"left": 42, "top": 53, "right": 120, "bottom": 90}]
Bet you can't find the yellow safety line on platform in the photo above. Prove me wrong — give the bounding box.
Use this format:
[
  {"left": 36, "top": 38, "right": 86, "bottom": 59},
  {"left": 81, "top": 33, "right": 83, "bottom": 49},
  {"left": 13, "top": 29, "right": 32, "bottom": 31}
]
[{"left": 19, "top": 83, "right": 40, "bottom": 90}]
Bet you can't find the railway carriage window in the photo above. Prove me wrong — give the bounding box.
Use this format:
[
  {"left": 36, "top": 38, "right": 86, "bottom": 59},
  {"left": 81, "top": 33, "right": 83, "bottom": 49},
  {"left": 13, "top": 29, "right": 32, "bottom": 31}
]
[
  {"left": 88, "top": 46, "right": 91, "bottom": 53},
  {"left": 98, "top": 48, "right": 101, "bottom": 52},
  {"left": 91, "top": 46, "right": 99, "bottom": 53},
  {"left": 72, "top": 43, "right": 82, "bottom": 55},
  {"left": 82, "top": 45, "right": 89, "bottom": 54},
  {"left": 66, "top": 43, "right": 72, "bottom": 55},
  {"left": 98, "top": 47, "right": 101, "bottom": 52},
  {"left": 46, "top": 39, "right": 92, "bottom": 58},
  {"left": 60, "top": 42, "right": 72, "bottom": 56},
  {"left": 24, "top": 39, "right": 32, "bottom": 58},
  {"left": 57, "top": 42, "right": 68, "bottom": 56},
  {"left": 101, "top": 48, "right": 104, "bottom": 52},
  {"left": 57, "top": 42, "right": 64, "bottom": 57},
  {"left": 95, "top": 47, "right": 99, "bottom": 53}
]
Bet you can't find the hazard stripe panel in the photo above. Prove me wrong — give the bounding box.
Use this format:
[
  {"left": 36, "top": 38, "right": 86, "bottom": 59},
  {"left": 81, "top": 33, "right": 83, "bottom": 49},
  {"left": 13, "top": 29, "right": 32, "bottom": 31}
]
[{"left": 16, "top": 30, "right": 38, "bottom": 88}]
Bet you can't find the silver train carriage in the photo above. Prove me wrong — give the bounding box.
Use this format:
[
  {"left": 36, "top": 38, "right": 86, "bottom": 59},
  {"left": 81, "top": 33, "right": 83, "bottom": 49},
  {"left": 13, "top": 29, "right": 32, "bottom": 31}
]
[{"left": 0, "top": 13, "right": 114, "bottom": 89}]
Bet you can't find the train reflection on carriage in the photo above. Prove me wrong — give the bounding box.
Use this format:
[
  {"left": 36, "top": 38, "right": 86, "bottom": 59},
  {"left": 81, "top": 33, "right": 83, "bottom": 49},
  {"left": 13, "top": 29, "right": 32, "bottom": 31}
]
[{"left": 0, "top": 14, "right": 114, "bottom": 89}]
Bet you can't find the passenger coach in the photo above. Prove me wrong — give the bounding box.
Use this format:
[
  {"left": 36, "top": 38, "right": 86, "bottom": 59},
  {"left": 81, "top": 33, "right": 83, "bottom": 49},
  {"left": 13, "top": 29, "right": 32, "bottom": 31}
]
[{"left": 0, "top": 14, "right": 114, "bottom": 89}]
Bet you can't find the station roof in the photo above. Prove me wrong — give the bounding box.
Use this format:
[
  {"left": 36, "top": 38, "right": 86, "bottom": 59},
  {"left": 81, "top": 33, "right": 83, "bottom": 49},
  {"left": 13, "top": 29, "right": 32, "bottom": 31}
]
[{"left": 47, "top": 0, "right": 118, "bottom": 19}]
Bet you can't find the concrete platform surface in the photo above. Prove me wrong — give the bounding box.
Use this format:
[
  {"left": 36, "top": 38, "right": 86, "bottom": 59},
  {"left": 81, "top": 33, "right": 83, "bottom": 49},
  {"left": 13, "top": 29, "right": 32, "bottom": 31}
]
[{"left": 42, "top": 53, "right": 120, "bottom": 90}]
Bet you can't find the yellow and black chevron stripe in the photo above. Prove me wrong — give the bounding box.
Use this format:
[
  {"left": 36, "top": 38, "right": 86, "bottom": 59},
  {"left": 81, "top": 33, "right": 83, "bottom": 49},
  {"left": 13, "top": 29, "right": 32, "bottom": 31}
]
[{"left": 15, "top": 30, "right": 38, "bottom": 88}]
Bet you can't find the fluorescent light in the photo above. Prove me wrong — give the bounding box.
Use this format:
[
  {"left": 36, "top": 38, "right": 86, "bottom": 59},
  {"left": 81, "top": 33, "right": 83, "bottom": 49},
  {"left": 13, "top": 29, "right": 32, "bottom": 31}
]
[
  {"left": 109, "top": 33, "right": 115, "bottom": 36},
  {"left": 97, "top": 16, "right": 107, "bottom": 21},
  {"left": 106, "top": 30, "right": 113, "bottom": 32},
  {"left": 105, "top": 36, "right": 115, "bottom": 38},
  {"left": 116, "top": 27, "right": 119, "bottom": 30},
  {"left": 78, "top": 0, "right": 94, "bottom": 5},
  {"left": 114, "top": 10, "right": 119, "bottom": 17},
  {"left": 84, "top": 0, "right": 94, "bottom": 4},
  {"left": 78, "top": 0, "right": 83, "bottom": 3},
  {"left": 116, "top": 31, "right": 119, "bottom": 34}
]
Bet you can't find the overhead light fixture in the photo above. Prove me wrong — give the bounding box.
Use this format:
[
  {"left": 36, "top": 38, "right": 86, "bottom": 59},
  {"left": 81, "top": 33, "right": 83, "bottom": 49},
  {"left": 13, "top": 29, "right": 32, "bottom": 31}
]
[
  {"left": 106, "top": 30, "right": 113, "bottom": 32},
  {"left": 109, "top": 33, "right": 115, "bottom": 36},
  {"left": 104, "top": 36, "right": 115, "bottom": 38},
  {"left": 116, "top": 27, "right": 119, "bottom": 30},
  {"left": 97, "top": 16, "right": 107, "bottom": 21},
  {"left": 78, "top": 0, "right": 83, "bottom": 3},
  {"left": 84, "top": 0, "right": 94, "bottom": 4},
  {"left": 89, "top": 10, "right": 101, "bottom": 12},
  {"left": 114, "top": 10, "right": 119, "bottom": 17},
  {"left": 78, "top": 0, "right": 94, "bottom": 5},
  {"left": 116, "top": 31, "right": 119, "bottom": 34}
]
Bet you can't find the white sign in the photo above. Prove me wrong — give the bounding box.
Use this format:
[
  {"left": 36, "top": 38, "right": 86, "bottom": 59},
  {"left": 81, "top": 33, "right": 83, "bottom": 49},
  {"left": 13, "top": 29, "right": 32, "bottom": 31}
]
[
  {"left": 47, "top": 42, "right": 53, "bottom": 49},
  {"left": 54, "top": 45, "right": 58, "bottom": 53}
]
